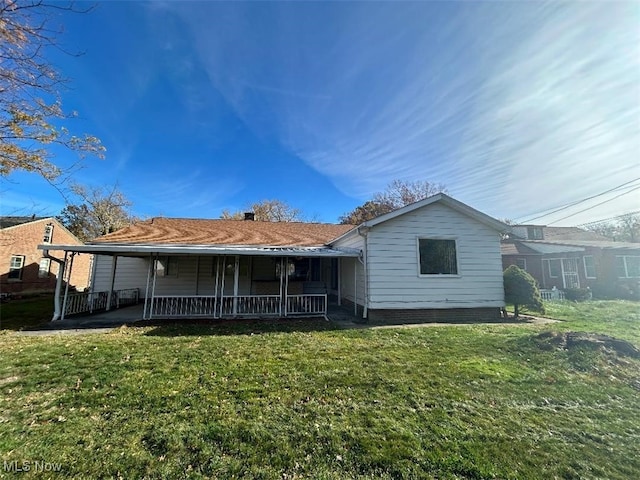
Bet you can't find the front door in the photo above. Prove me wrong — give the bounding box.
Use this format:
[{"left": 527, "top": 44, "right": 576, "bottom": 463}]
[{"left": 562, "top": 258, "right": 580, "bottom": 289}]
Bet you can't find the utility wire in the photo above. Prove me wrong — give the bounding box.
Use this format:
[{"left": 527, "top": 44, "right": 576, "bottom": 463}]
[
  {"left": 515, "top": 177, "right": 640, "bottom": 224},
  {"left": 546, "top": 185, "right": 640, "bottom": 226},
  {"left": 577, "top": 209, "right": 640, "bottom": 228}
]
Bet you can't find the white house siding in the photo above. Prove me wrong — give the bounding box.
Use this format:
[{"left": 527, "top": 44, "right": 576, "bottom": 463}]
[
  {"left": 366, "top": 203, "right": 505, "bottom": 309},
  {"left": 92, "top": 255, "right": 150, "bottom": 294},
  {"left": 332, "top": 232, "right": 365, "bottom": 307}
]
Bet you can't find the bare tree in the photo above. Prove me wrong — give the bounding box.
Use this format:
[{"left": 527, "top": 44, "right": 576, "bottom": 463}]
[
  {"left": 339, "top": 180, "right": 448, "bottom": 224},
  {"left": 58, "top": 183, "right": 135, "bottom": 241},
  {"left": 0, "top": 1, "right": 105, "bottom": 181},
  {"left": 221, "top": 199, "right": 304, "bottom": 222},
  {"left": 585, "top": 213, "right": 640, "bottom": 243}
]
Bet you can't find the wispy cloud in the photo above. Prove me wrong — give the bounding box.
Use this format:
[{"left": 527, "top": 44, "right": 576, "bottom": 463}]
[{"left": 160, "top": 1, "right": 638, "bottom": 224}]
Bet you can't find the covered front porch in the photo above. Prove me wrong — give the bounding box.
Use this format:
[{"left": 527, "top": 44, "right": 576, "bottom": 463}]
[{"left": 45, "top": 243, "right": 362, "bottom": 321}]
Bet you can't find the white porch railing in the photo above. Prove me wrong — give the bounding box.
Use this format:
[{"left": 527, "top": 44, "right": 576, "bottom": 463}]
[
  {"left": 286, "top": 294, "right": 327, "bottom": 316},
  {"left": 220, "top": 295, "right": 282, "bottom": 317},
  {"left": 151, "top": 296, "right": 217, "bottom": 318},
  {"left": 63, "top": 288, "right": 139, "bottom": 317},
  {"left": 540, "top": 289, "right": 566, "bottom": 301},
  {"left": 148, "top": 294, "right": 327, "bottom": 319}
]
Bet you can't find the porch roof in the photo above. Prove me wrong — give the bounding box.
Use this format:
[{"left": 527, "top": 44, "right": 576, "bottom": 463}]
[{"left": 39, "top": 242, "right": 361, "bottom": 258}]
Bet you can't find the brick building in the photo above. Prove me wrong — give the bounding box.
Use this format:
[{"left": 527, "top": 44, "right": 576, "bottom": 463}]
[{"left": 0, "top": 217, "right": 92, "bottom": 295}]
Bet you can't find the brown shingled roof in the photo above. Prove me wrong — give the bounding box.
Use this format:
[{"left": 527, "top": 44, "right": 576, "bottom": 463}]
[
  {"left": 542, "top": 227, "right": 610, "bottom": 242},
  {"left": 91, "top": 218, "right": 354, "bottom": 247}
]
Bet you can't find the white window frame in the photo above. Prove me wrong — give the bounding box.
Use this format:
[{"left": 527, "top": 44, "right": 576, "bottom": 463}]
[
  {"left": 616, "top": 255, "right": 640, "bottom": 278},
  {"left": 8, "top": 255, "right": 25, "bottom": 280},
  {"left": 38, "top": 258, "right": 51, "bottom": 278},
  {"left": 416, "top": 237, "right": 460, "bottom": 277},
  {"left": 545, "top": 258, "right": 561, "bottom": 278},
  {"left": 583, "top": 255, "right": 596, "bottom": 279},
  {"left": 43, "top": 224, "right": 54, "bottom": 244},
  {"left": 516, "top": 258, "right": 527, "bottom": 271}
]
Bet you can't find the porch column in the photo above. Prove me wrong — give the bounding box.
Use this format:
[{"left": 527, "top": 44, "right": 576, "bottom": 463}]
[
  {"left": 60, "top": 252, "right": 76, "bottom": 321},
  {"left": 278, "top": 257, "right": 284, "bottom": 316},
  {"left": 213, "top": 256, "right": 220, "bottom": 318},
  {"left": 150, "top": 255, "right": 159, "bottom": 319},
  {"left": 233, "top": 255, "right": 240, "bottom": 316},
  {"left": 354, "top": 259, "right": 358, "bottom": 317},
  {"left": 143, "top": 254, "right": 153, "bottom": 320},
  {"left": 337, "top": 258, "right": 342, "bottom": 306},
  {"left": 195, "top": 256, "right": 201, "bottom": 295},
  {"left": 105, "top": 255, "right": 118, "bottom": 311},
  {"left": 52, "top": 251, "right": 68, "bottom": 321},
  {"left": 284, "top": 258, "right": 290, "bottom": 317},
  {"left": 219, "top": 256, "right": 226, "bottom": 317}
]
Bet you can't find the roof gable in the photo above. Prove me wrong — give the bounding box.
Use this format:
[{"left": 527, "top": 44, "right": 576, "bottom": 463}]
[
  {"left": 92, "top": 217, "right": 355, "bottom": 247},
  {"left": 362, "top": 194, "right": 508, "bottom": 232}
]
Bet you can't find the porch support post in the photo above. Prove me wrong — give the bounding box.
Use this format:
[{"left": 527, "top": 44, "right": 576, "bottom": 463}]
[
  {"left": 219, "top": 257, "right": 226, "bottom": 317},
  {"left": 60, "top": 252, "right": 76, "bottom": 321},
  {"left": 337, "top": 258, "right": 342, "bottom": 306},
  {"left": 143, "top": 254, "right": 153, "bottom": 320},
  {"left": 284, "top": 258, "right": 290, "bottom": 317},
  {"left": 233, "top": 255, "right": 240, "bottom": 316},
  {"left": 105, "top": 255, "right": 118, "bottom": 311},
  {"left": 150, "top": 255, "right": 159, "bottom": 319},
  {"left": 354, "top": 259, "right": 358, "bottom": 317},
  {"left": 278, "top": 257, "right": 284, "bottom": 317},
  {"left": 213, "top": 256, "right": 220, "bottom": 318},
  {"left": 52, "top": 251, "right": 68, "bottom": 321},
  {"left": 195, "top": 256, "right": 201, "bottom": 295}
]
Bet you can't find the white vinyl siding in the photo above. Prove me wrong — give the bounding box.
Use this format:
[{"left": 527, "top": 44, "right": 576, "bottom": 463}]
[
  {"left": 92, "top": 255, "right": 151, "bottom": 294},
  {"left": 332, "top": 231, "right": 365, "bottom": 307},
  {"left": 365, "top": 202, "right": 505, "bottom": 309}
]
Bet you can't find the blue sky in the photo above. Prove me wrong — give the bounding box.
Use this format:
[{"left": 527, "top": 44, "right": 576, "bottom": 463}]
[{"left": 2, "top": 1, "right": 639, "bottom": 226}]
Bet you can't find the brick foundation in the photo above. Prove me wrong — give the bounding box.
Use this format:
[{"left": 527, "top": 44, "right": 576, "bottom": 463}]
[{"left": 367, "top": 307, "right": 502, "bottom": 325}]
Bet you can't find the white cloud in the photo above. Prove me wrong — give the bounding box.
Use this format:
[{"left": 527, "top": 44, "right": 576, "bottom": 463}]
[{"left": 162, "top": 1, "right": 639, "bottom": 224}]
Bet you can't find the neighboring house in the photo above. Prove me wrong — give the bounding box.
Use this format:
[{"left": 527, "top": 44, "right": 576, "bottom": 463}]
[
  {"left": 40, "top": 194, "right": 509, "bottom": 323},
  {"left": 0, "top": 216, "right": 92, "bottom": 295},
  {"left": 502, "top": 225, "right": 640, "bottom": 297}
]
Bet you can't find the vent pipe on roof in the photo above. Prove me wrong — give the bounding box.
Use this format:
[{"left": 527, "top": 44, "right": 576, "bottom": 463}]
[{"left": 244, "top": 212, "right": 255, "bottom": 221}]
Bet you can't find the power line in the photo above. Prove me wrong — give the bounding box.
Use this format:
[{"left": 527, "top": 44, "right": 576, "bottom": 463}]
[
  {"left": 515, "top": 177, "right": 640, "bottom": 224},
  {"left": 577, "top": 209, "right": 640, "bottom": 228},
  {"left": 546, "top": 185, "right": 640, "bottom": 226}
]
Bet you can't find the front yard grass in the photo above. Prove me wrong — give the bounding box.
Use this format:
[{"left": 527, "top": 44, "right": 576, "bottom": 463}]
[
  {"left": 0, "top": 300, "right": 638, "bottom": 479},
  {"left": 0, "top": 296, "right": 52, "bottom": 331}
]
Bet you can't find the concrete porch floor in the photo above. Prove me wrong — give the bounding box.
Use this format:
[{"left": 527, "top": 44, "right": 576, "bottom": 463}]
[{"left": 22, "top": 302, "right": 363, "bottom": 334}]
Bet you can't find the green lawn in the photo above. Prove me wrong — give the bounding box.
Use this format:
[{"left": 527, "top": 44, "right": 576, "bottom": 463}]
[
  {"left": 0, "top": 301, "right": 638, "bottom": 479},
  {"left": 0, "top": 296, "right": 53, "bottom": 330}
]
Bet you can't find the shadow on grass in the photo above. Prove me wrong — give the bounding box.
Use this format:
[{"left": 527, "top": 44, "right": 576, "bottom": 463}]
[{"left": 138, "top": 317, "right": 346, "bottom": 337}]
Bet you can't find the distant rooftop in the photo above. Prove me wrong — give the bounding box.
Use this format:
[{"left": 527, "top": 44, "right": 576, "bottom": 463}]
[{"left": 0, "top": 216, "right": 49, "bottom": 229}]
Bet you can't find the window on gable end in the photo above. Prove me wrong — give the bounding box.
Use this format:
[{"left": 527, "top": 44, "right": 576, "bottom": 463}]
[{"left": 418, "top": 239, "right": 458, "bottom": 275}]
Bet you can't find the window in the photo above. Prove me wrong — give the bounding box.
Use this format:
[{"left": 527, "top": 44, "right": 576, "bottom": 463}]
[
  {"left": 38, "top": 258, "right": 51, "bottom": 278},
  {"left": 156, "top": 257, "right": 179, "bottom": 277},
  {"left": 43, "top": 224, "right": 54, "bottom": 243},
  {"left": 583, "top": 256, "right": 596, "bottom": 279},
  {"left": 8, "top": 255, "right": 25, "bottom": 280},
  {"left": 616, "top": 256, "right": 640, "bottom": 278},
  {"left": 547, "top": 259, "right": 561, "bottom": 278},
  {"left": 527, "top": 227, "right": 544, "bottom": 240},
  {"left": 516, "top": 258, "right": 527, "bottom": 270},
  {"left": 418, "top": 239, "right": 458, "bottom": 275}
]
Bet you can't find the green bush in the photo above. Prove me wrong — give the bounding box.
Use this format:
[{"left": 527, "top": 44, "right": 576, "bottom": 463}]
[
  {"left": 503, "top": 265, "right": 544, "bottom": 317},
  {"left": 564, "top": 288, "right": 592, "bottom": 302}
]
